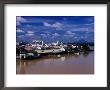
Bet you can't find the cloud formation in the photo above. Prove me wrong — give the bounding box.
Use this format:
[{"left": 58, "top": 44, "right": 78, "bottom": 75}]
[
  {"left": 25, "top": 33, "right": 34, "bottom": 36},
  {"left": 16, "top": 16, "right": 26, "bottom": 25},
  {"left": 27, "top": 31, "right": 34, "bottom": 34},
  {"left": 43, "top": 22, "right": 63, "bottom": 29},
  {"left": 16, "top": 29, "right": 24, "bottom": 33},
  {"left": 16, "top": 16, "right": 94, "bottom": 42},
  {"left": 64, "top": 31, "right": 75, "bottom": 37},
  {"left": 52, "top": 33, "right": 60, "bottom": 36}
]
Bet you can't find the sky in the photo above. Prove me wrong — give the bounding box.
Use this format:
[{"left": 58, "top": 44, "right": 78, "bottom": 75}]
[{"left": 16, "top": 16, "right": 94, "bottom": 43}]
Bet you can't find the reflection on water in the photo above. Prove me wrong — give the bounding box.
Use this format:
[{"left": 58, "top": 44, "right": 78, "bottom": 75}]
[{"left": 16, "top": 51, "right": 94, "bottom": 74}]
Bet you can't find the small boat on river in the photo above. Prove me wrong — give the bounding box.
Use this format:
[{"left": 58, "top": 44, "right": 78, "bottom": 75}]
[{"left": 35, "top": 47, "right": 65, "bottom": 55}]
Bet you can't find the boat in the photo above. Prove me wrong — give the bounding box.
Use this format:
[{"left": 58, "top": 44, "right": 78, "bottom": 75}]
[
  {"left": 16, "top": 51, "right": 41, "bottom": 60},
  {"left": 34, "top": 47, "right": 65, "bottom": 55}
]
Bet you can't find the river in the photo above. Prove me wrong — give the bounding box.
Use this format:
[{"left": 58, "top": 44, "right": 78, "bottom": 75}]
[{"left": 16, "top": 51, "right": 94, "bottom": 74}]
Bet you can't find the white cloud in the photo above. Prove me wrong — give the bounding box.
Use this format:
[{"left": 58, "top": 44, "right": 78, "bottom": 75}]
[
  {"left": 27, "top": 31, "right": 34, "bottom": 34},
  {"left": 16, "top": 16, "right": 26, "bottom": 22},
  {"left": 16, "top": 16, "right": 26, "bottom": 25},
  {"left": 25, "top": 33, "right": 34, "bottom": 36},
  {"left": 66, "top": 31, "right": 73, "bottom": 34},
  {"left": 64, "top": 34, "right": 74, "bottom": 37},
  {"left": 64, "top": 31, "right": 75, "bottom": 37},
  {"left": 17, "top": 35, "right": 25, "bottom": 38},
  {"left": 70, "top": 27, "right": 93, "bottom": 32},
  {"left": 84, "top": 23, "right": 94, "bottom": 26},
  {"left": 16, "top": 29, "right": 24, "bottom": 33},
  {"left": 43, "top": 22, "right": 63, "bottom": 29},
  {"left": 74, "top": 37, "right": 78, "bottom": 39},
  {"left": 66, "top": 31, "right": 75, "bottom": 35},
  {"left": 16, "top": 22, "right": 21, "bottom": 25},
  {"left": 43, "top": 22, "right": 51, "bottom": 27},
  {"left": 25, "top": 30, "right": 35, "bottom": 36},
  {"left": 43, "top": 22, "right": 93, "bottom": 32},
  {"left": 52, "top": 22, "right": 62, "bottom": 28},
  {"left": 52, "top": 33, "right": 60, "bottom": 36},
  {"left": 40, "top": 34, "right": 47, "bottom": 37},
  {"left": 17, "top": 30, "right": 34, "bottom": 37}
]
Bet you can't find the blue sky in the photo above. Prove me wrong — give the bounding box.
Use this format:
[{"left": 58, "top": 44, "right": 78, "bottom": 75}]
[{"left": 16, "top": 16, "right": 94, "bottom": 43}]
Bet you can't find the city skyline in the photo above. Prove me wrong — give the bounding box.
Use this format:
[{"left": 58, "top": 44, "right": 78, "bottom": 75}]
[{"left": 16, "top": 16, "right": 94, "bottom": 43}]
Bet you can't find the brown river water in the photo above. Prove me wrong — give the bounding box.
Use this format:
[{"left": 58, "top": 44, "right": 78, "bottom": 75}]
[{"left": 16, "top": 51, "right": 94, "bottom": 74}]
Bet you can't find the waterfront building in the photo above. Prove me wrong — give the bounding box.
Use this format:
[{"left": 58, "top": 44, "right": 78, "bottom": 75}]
[{"left": 31, "top": 40, "right": 43, "bottom": 47}]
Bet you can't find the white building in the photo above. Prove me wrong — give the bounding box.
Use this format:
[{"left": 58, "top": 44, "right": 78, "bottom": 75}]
[{"left": 31, "top": 40, "right": 43, "bottom": 47}]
